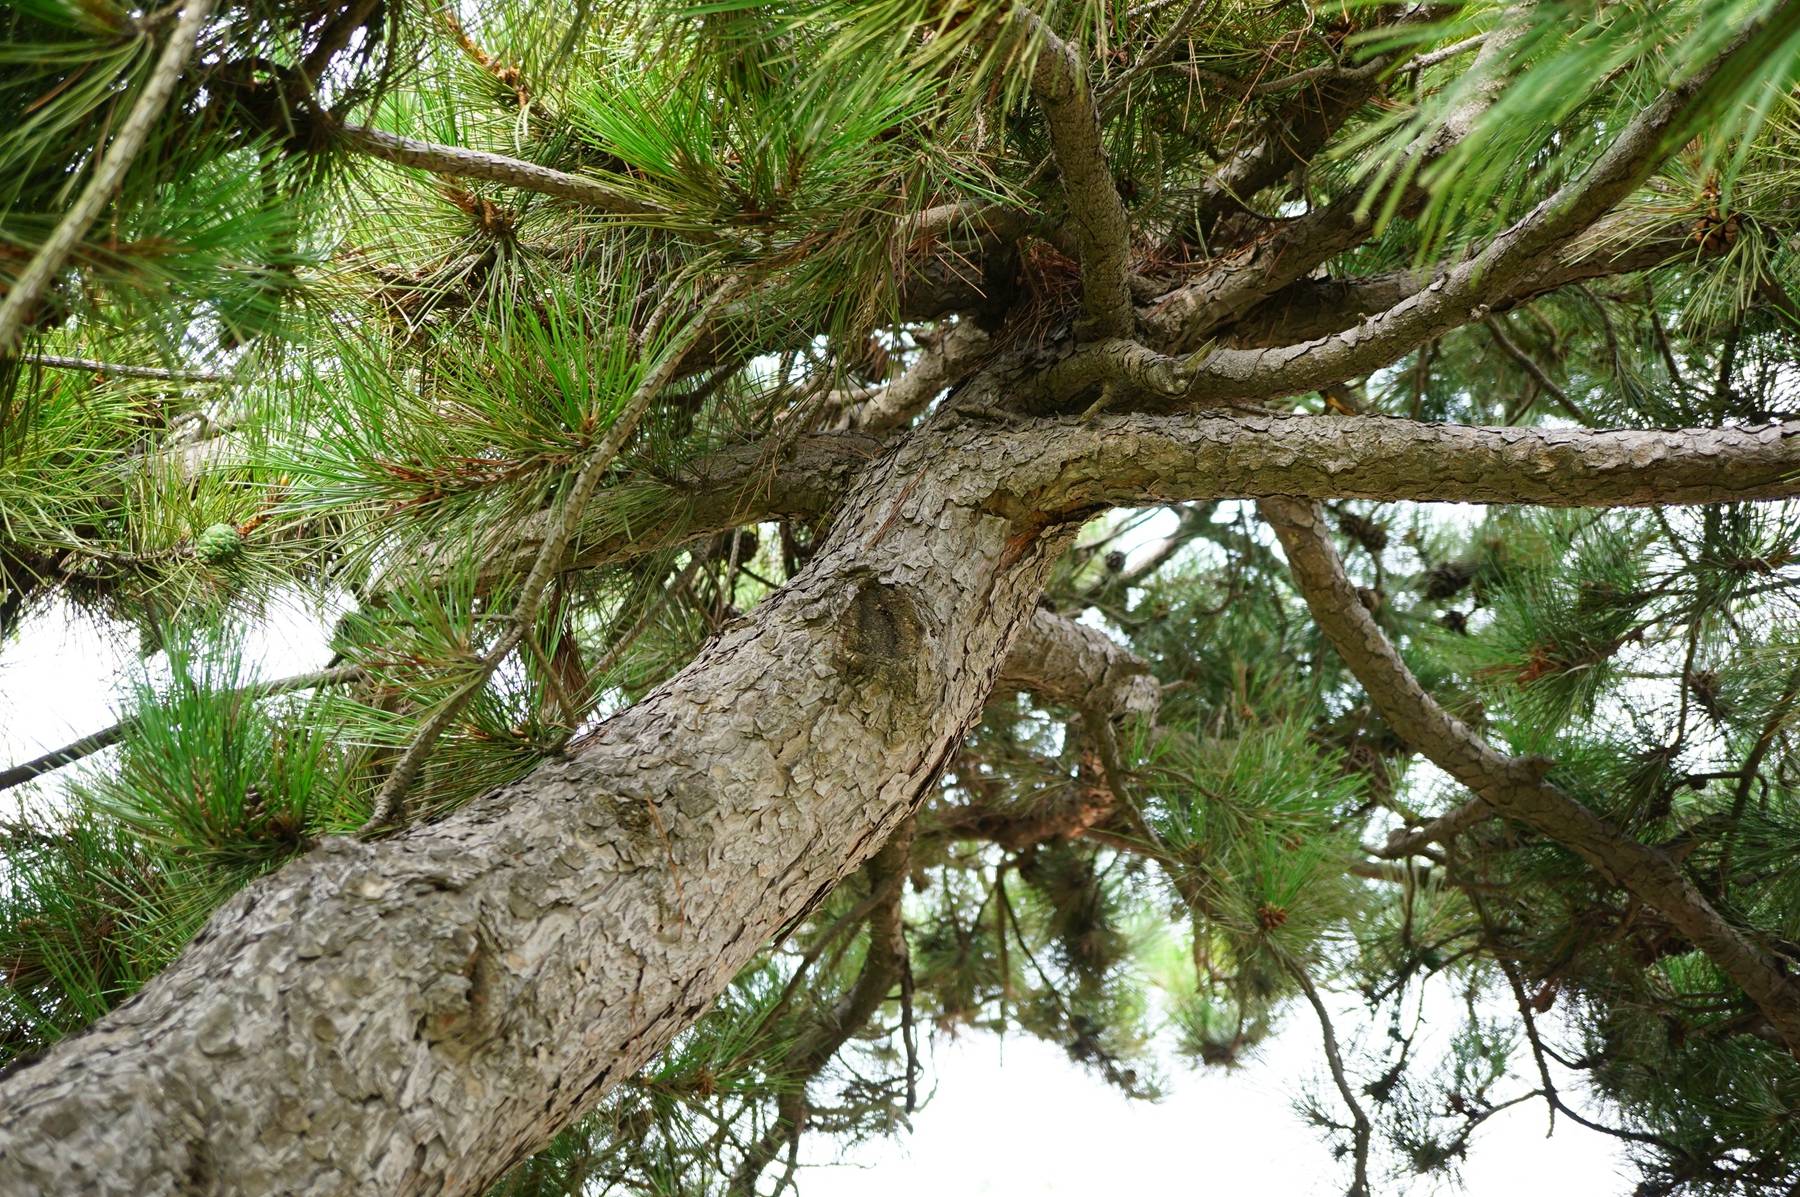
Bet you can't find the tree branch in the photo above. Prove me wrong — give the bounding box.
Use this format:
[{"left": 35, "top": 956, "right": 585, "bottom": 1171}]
[
  {"left": 338, "top": 124, "right": 664, "bottom": 217},
  {"left": 1159, "top": 6, "right": 1798, "bottom": 406},
  {"left": 17, "top": 354, "right": 228, "bottom": 383},
  {"left": 1218, "top": 218, "right": 1706, "bottom": 349},
  {"left": 1282, "top": 949, "right": 1371, "bottom": 1197},
  {"left": 1258, "top": 496, "right": 1800, "bottom": 1061},
  {"left": 1145, "top": 17, "right": 1523, "bottom": 352},
  {"left": 1019, "top": 14, "right": 1136, "bottom": 338},
  {"left": 829, "top": 321, "right": 991, "bottom": 433},
  {"left": 989, "top": 412, "right": 1800, "bottom": 510},
  {"left": 995, "top": 607, "right": 1160, "bottom": 723}
]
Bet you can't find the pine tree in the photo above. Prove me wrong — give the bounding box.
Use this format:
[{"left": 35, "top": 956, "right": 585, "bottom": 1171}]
[{"left": 3, "top": 1, "right": 1800, "bottom": 1193}]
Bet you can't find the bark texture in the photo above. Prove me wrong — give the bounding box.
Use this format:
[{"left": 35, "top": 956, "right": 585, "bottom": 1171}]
[
  {"left": 0, "top": 404, "right": 1096, "bottom": 1196},
  {"left": 12, "top": 402, "right": 1791, "bottom": 1195},
  {"left": 985, "top": 413, "right": 1800, "bottom": 509}
]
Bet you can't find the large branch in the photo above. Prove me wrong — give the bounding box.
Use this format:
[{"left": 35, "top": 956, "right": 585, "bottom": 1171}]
[
  {"left": 1021, "top": 15, "right": 1135, "bottom": 338},
  {"left": 0, "top": 397, "right": 1115, "bottom": 1196},
  {"left": 1258, "top": 497, "right": 1800, "bottom": 1060},
  {"left": 985, "top": 412, "right": 1800, "bottom": 509},
  {"left": 1215, "top": 219, "right": 1709, "bottom": 349}
]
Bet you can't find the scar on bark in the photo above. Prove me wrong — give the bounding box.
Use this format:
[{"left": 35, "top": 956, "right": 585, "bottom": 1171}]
[
  {"left": 834, "top": 573, "right": 929, "bottom": 695},
  {"left": 997, "top": 503, "right": 1106, "bottom": 572}
]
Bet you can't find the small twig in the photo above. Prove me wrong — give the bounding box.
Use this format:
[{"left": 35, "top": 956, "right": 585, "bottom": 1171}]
[
  {"left": 1404, "top": 31, "right": 1490, "bottom": 72},
  {"left": 1483, "top": 317, "right": 1590, "bottom": 425},
  {"left": 1461, "top": 861, "right": 1558, "bottom": 1136},
  {"left": 0, "top": 0, "right": 216, "bottom": 355},
  {"left": 17, "top": 354, "right": 228, "bottom": 384},
  {"left": 900, "top": 948, "right": 918, "bottom": 1113},
  {"left": 1097, "top": 0, "right": 1207, "bottom": 117},
  {"left": 1281, "top": 949, "right": 1372, "bottom": 1197},
  {"left": 583, "top": 555, "right": 707, "bottom": 683},
  {"left": 1720, "top": 662, "right": 1800, "bottom": 890}
]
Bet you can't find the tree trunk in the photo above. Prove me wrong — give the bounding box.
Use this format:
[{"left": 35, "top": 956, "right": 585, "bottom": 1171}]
[{"left": 0, "top": 402, "right": 1084, "bottom": 1196}]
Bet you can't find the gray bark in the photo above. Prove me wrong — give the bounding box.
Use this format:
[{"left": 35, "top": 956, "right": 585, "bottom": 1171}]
[
  {"left": 0, "top": 401, "right": 1092, "bottom": 1196},
  {"left": 7, "top": 397, "right": 1800, "bottom": 1193}
]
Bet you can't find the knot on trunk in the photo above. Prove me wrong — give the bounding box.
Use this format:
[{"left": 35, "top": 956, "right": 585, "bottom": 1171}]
[{"left": 834, "top": 574, "right": 929, "bottom": 697}]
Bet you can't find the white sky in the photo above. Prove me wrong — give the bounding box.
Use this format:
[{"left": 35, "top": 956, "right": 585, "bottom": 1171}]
[
  {"left": 0, "top": 542, "right": 1637, "bottom": 1196},
  {"left": 804, "top": 1023, "right": 1629, "bottom": 1197}
]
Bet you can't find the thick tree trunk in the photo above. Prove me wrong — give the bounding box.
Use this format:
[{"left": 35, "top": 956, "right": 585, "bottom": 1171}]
[
  {"left": 7, "top": 392, "right": 1800, "bottom": 1193},
  {"left": 0, "top": 404, "right": 1085, "bottom": 1196}
]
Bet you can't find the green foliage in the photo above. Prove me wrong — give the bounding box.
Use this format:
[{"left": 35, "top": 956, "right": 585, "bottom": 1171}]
[
  {"left": 4, "top": 2, "right": 1800, "bottom": 1195},
  {"left": 1, "top": 633, "right": 360, "bottom": 1065}
]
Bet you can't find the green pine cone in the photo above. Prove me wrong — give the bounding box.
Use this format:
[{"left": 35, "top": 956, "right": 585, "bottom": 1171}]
[{"left": 194, "top": 523, "right": 246, "bottom": 567}]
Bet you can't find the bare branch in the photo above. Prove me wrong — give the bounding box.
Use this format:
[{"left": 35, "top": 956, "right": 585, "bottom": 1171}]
[
  {"left": 1221, "top": 217, "right": 1706, "bottom": 349},
  {"left": 830, "top": 321, "right": 991, "bottom": 433},
  {"left": 392, "top": 429, "right": 886, "bottom": 592},
  {"left": 1096, "top": 0, "right": 1207, "bottom": 117},
  {"left": 1483, "top": 316, "right": 1589, "bottom": 424},
  {"left": 338, "top": 124, "right": 664, "bottom": 217},
  {"left": 998, "top": 411, "right": 1800, "bottom": 510},
  {"left": 17, "top": 354, "right": 228, "bottom": 384},
  {"left": 1145, "top": 19, "right": 1524, "bottom": 352},
  {"left": 996, "top": 607, "right": 1160, "bottom": 722},
  {"left": 1378, "top": 796, "right": 1489, "bottom": 860},
  {"left": 1176, "top": 13, "right": 1414, "bottom": 247},
  {"left": 1258, "top": 496, "right": 1800, "bottom": 1061},
  {"left": 1282, "top": 950, "right": 1371, "bottom": 1197}
]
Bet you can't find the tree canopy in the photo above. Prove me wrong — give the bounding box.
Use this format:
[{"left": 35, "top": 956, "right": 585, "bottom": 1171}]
[{"left": 3, "top": 1, "right": 1800, "bottom": 1194}]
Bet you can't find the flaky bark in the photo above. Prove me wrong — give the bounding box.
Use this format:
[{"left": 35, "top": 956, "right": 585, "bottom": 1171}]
[
  {"left": 0, "top": 400, "right": 1097, "bottom": 1197},
  {"left": 996, "top": 607, "right": 1160, "bottom": 721},
  {"left": 985, "top": 413, "right": 1800, "bottom": 509},
  {"left": 10, "top": 397, "right": 1800, "bottom": 1194},
  {"left": 9, "top": 5, "right": 1800, "bottom": 1189},
  {"left": 1022, "top": 14, "right": 1135, "bottom": 338}
]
